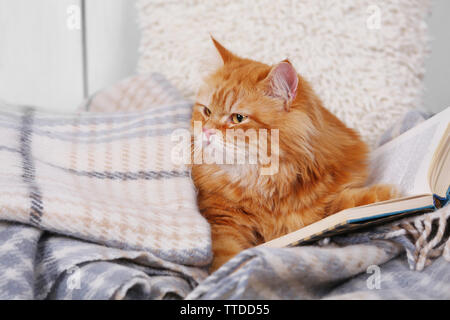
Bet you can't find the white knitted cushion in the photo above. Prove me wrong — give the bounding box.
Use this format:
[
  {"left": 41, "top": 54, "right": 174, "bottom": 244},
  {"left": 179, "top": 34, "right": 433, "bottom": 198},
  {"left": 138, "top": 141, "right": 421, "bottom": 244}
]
[{"left": 136, "top": 0, "right": 430, "bottom": 148}]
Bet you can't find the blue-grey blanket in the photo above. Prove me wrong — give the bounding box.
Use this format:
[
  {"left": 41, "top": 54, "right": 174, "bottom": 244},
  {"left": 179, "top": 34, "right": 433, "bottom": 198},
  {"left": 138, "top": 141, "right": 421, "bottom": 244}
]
[
  {"left": 187, "top": 204, "right": 450, "bottom": 299},
  {"left": 0, "top": 88, "right": 448, "bottom": 299}
]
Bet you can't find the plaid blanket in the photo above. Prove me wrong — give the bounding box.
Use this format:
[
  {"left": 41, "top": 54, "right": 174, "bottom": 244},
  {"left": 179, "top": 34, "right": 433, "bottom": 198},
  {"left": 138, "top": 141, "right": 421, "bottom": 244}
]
[
  {"left": 0, "top": 74, "right": 211, "bottom": 299},
  {"left": 187, "top": 205, "right": 450, "bottom": 299},
  {"left": 0, "top": 74, "right": 448, "bottom": 299}
]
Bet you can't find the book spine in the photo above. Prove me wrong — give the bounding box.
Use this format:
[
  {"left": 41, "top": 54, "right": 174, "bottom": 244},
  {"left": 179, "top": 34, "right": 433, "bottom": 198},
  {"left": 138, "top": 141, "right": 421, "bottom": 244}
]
[{"left": 433, "top": 186, "right": 450, "bottom": 209}]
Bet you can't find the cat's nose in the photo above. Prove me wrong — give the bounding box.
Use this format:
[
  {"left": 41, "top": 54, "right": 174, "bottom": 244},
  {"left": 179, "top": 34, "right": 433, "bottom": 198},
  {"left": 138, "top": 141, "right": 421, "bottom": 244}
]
[{"left": 202, "top": 128, "right": 216, "bottom": 140}]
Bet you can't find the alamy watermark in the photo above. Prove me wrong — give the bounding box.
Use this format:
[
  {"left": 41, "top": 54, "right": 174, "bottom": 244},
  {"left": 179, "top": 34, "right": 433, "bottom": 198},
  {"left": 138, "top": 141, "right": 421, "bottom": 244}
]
[
  {"left": 171, "top": 121, "right": 280, "bottom": 175},
  {"left": 66, "top": 5, "right": 81, "bottom": 30},
  {"left": 366, "top": 265, "right": 381, "bottom": 290},
  {"left": 63, "top": 266, "right": 82, "bottom": 299},
  {"left": 367, "top": 5, "right": 381, "bottom": 30}
]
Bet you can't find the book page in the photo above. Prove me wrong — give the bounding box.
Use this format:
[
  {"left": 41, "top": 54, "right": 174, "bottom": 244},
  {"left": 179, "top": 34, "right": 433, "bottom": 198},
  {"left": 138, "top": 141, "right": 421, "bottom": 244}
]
[
  {"left": 368, "top": 108, "right": 450, "bottom": 196},
  {"left": 429, "top": 126, "right": 450, "bottom": 197}
]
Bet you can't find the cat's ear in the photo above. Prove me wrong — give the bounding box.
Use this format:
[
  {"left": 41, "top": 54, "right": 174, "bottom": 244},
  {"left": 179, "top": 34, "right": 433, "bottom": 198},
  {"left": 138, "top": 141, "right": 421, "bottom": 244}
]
[
  {"left": 264, "top": 60, "right": 299, "bottom": 111},
  {"left": 211, "top": 36, "right": 236, "bottom": 64},
  {"left": 196, "top": 36, "right": 234, "bottom": 79}
]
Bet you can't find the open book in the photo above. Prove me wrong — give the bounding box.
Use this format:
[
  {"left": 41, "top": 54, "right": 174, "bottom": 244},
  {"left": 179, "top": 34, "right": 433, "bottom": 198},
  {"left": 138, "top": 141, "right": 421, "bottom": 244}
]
[{"left": 263, "top": 107, "right": 450, "bottom": 248}]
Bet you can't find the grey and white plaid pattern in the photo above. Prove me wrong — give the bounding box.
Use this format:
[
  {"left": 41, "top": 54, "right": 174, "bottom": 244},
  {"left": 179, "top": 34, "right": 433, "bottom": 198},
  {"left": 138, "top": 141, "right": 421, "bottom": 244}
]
[
  {"left": 187, "top": 204, "right": 450, "bottom": 300},
  {"left": 0, "top": 77, "right": 211, "bottom": 266},
  {"left": 0, "top": 222, "right": 41, "bottom": 299},
  {"left": 0, "top": 74, "right": 211, "bottom": 300},
  {"left": 0, "top": 221, "right": 207, "bottom": 300},
  {"left": 0, "top": 73, "right": 447, "bottom": 300}
]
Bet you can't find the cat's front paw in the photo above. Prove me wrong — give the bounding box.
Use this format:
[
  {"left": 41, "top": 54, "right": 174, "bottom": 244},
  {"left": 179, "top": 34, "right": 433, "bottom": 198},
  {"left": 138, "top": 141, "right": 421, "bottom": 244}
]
[{"left": 374, "top": 184, "right": 401, "bottom": 202}]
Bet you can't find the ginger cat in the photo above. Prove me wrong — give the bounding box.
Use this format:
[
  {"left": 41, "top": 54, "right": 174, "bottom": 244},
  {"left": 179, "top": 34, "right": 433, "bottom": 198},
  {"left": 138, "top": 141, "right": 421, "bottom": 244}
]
[{"left": 190, "top": 38, "right": 397, "bottom": 272}]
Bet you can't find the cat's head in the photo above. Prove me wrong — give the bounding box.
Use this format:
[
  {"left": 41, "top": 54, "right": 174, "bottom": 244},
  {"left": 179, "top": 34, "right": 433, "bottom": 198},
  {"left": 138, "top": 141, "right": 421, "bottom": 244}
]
[{"left": 191, "top": 38, "right": 318, "bottom": 174}]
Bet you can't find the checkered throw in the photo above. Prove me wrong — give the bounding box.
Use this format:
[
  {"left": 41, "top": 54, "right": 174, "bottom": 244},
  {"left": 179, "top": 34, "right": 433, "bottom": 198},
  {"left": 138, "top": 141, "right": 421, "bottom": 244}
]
[
  {"left": 0, "top": 75, "right": 211, "bottom": 267},
  {"left": 0, "top": 73, "right": 447, "bottom": 299}
]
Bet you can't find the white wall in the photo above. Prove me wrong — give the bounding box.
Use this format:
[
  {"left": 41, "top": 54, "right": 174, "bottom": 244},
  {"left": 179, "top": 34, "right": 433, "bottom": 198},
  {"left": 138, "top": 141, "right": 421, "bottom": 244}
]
[
  {"left": 424, "top": 0, "right": 450, "bottom": 114},
  {"left": 85, "top": 0, "right": 140, "bottom": 96},
  {"left": 0, "top": 0, "right": 140, "bottom": 112},
  {"left": 0, "top": 0, "right": 84, "bottom": 111}
]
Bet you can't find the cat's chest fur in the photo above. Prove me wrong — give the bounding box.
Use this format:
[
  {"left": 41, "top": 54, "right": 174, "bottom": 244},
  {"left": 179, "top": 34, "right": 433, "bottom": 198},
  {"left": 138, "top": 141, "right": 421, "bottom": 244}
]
[{"left": 192, "top": 163, "right": 326, "bottom": 242}]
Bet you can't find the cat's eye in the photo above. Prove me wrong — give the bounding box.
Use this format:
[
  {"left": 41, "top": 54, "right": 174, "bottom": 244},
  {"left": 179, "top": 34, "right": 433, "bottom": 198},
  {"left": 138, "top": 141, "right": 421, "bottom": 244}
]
[
  {"left": 203, "top": 107, "right": 211, "bottom": 117},
  {"left": 231, "top": 113, "right": 247, "bottom": 124}
]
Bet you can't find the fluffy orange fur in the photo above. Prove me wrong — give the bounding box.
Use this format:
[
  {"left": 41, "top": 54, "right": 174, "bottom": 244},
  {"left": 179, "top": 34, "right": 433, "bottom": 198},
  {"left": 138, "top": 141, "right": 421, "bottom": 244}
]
[{"left": 191, "top": 39, "right": 398, "bottom": 272}]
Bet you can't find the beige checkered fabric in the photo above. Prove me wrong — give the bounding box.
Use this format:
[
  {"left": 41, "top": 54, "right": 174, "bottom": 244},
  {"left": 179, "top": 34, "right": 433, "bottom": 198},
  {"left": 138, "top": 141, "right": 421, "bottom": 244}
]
[
  {"left": 82, "top": 73, "right": 186, "bottom": 112},
  {"left": 0, "top": 74, "right": 211, "bottom": 266}
]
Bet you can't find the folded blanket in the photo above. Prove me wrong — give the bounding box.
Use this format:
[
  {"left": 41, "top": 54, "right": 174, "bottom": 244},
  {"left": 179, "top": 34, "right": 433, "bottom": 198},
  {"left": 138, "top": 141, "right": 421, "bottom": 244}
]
[
  {"left": 0, "top": 96, "right": 210, "bottom": 266},
  {"left": 0, "top": 74, "right": 211, "bottom": 299},
  {"left": 0, "top": 73, "right": 447, "bottom": 300},
  {"left": 82, "top": 73, "right": 187, "bottom": 112},
  {"left": 0, "top": 221, "right": 207, "bottom": 299}
]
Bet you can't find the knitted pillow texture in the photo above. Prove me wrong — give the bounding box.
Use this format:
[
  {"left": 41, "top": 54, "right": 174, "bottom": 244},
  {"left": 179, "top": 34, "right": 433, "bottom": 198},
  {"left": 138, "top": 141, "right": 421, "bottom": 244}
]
[{"left": 136, "top": 0, "right": 430, "bottom": 148}]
